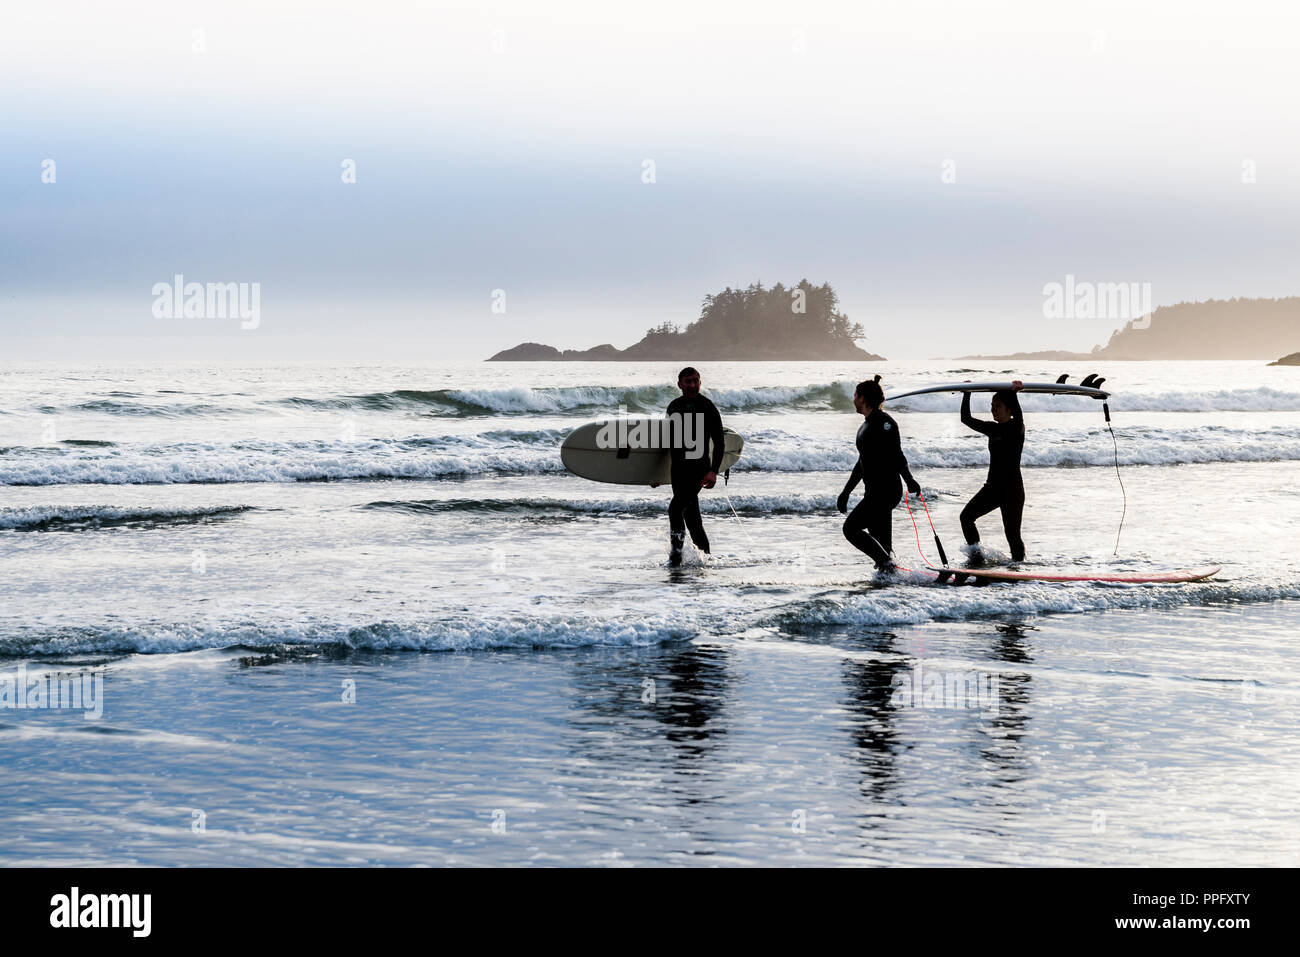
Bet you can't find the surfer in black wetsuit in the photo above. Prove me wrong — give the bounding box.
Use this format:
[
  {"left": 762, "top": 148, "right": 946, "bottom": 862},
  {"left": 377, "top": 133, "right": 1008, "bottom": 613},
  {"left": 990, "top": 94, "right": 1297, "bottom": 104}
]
[
  {"left": 837, "top": 375, "right": 921, "bottom": 573},
  {"left": 959, "top": 383, "right": 1026, "bottom": 564},
  {"left": 657, "top": 367, "right": 725, "bottom": 566}
]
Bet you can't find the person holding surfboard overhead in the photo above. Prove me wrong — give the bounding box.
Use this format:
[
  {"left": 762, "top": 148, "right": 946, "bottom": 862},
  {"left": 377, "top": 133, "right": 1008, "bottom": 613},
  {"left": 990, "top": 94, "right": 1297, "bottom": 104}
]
[
  {"left": 659, "top": 366, "right": 725, "bottom": 566},
  {"left": 959, "top": 382, "right": 1026, "bottom": 564},
  {"left": 837, "top": 375, "right": 921, "bottom": 574}
]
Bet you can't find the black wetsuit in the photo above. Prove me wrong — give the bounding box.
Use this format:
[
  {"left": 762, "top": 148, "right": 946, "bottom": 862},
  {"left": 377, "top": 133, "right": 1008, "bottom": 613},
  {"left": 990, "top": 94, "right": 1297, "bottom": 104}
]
[
  {"left": 959, "top": 392, "right": 1026, "bottom": 561},
  {"left": 665, "top": 394, "right": 725, "bottom": 556},
  {"left": 840, "top": 408, "right": 918, "bottom": 567}
]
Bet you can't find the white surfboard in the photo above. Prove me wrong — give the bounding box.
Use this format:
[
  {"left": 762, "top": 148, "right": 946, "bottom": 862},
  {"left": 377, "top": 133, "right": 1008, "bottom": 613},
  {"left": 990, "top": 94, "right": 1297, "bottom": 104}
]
[
  {"left": 561, "top": 417, "right": 745, "bottom": 485},
  {"left": 886, "top": 381, "right": 1110, "bottom": 402}
]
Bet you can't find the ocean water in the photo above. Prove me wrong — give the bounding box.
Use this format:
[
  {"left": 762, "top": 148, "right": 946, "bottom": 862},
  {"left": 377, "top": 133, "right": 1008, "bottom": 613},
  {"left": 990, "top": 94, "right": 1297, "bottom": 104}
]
[{"left": 2, "top": 358, "right": 1298, "bottom": 866}]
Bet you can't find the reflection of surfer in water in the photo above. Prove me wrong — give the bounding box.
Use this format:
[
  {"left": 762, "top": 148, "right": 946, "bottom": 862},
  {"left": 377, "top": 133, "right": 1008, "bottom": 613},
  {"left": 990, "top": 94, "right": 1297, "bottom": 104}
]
[
  {"left": 837, "top": 376, "right": 921, "bottom": 574},
  {"left": 959, "top": 381, "right": 1026, "bottom": 564},
  {"left": 652, "top": 366, "right": 725, "bottom": 566}
]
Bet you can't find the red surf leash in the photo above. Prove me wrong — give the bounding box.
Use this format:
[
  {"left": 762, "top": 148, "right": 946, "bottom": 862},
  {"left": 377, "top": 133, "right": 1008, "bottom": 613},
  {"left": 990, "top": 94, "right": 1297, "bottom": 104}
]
[
  {"left": 917, "top": 491, "right": 951, "bottom": 566},
  {"left": 903, "top": 490, "right": 936, "bottom": 569},
  {"left": 903, "top": 490, "right": 951, "bottom": 569}
]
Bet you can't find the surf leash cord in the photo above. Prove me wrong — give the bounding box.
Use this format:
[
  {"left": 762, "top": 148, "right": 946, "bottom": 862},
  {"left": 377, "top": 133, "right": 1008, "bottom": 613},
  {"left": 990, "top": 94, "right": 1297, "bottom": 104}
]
[
  {"left": 721, "top": 487, "right": 761, "bottom": 549},
  {"left": 903, "top": 490, "right": 950, "bottom": 568},
  {"left": 1103, "top": 402, "right": 1127, "bottom": 556}
]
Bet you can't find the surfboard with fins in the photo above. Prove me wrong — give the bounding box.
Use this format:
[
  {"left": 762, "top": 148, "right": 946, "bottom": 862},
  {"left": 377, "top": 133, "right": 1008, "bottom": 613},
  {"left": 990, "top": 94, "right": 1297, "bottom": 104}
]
[
  {"left": 886, "top": 373, "right": 1110, "bottom": 403},
  {"left": 914, "top": 564, "right": 1222, "bottom": 585}
]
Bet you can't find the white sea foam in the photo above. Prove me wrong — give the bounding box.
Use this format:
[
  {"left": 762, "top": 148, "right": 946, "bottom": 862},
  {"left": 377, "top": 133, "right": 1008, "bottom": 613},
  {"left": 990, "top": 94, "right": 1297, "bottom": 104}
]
[
  {"left": 4, "top": 574, "right": 1296, "bottom": 657},
  {"left": 19, "top": 379, "right": 1300, "bottom": 418},
  {"left": 5, "top": 423, "right": 1300, "bottom": 485},
  {"left": 0, "top": 504, "right": 252, "bottom": 530},
  {"left": 741, "top": 426, "right": 1300, "bottom": 471},
  {"left": 401, "top": 383, "right": 1300, "bottom": 416},
  {"left": 2, "top": 614, "right": 698, "bottom": 656},
  {"left": 361, "top": 492, "right": 837, "bottom": 517},
  {"left": 764, "top": 577, "right": 1300, "bottom": 629},
  {"left": 444, "top": 382, "right": 856, "bottom": 414},
  {"left": 0, "top": 437, "right": 566, "bottom": 485}
]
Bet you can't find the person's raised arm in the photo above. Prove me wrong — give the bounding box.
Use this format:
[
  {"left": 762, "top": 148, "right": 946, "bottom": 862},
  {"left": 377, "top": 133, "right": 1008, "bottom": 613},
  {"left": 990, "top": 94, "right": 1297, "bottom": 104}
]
[
  {"left": 1011, "top": 380, "right": 1025, "bottom": 430},
  {"left": 961, "top": 391, "right": 996, "bottom": 436}
]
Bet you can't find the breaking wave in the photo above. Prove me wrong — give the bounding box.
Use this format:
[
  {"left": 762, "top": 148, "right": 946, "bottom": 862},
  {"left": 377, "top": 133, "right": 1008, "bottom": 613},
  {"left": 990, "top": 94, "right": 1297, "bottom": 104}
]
[
  {"left": 3, "top": 575, "right": 1296, "bottom": 657},
  {"left": 0, "top": 505, "right": 256, "bottom": 532},
  {"left": 4, "top": 424, "right": 1300, "bottom": 485},
  {"left": 28, "top": 384, "right": 1300, "bottom": 417}
]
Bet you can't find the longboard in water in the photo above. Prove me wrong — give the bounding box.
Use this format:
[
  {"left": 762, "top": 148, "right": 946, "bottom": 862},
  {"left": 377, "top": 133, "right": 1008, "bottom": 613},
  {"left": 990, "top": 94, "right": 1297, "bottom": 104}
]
[
  {"left": 921, "top": 564, "right": 1221, "bottom": 585},
  {"left": 561, "top": 417, "right": 745, "bottom": 485},
  {"left": 886, "top": 381, "right": 1110, "bottom": 402}
]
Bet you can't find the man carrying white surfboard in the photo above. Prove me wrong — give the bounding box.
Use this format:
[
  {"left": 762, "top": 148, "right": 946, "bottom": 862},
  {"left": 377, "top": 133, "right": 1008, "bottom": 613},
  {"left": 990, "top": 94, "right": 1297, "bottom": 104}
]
[{"left": 655, "top": 366, "right": 725, "bottom": 566}]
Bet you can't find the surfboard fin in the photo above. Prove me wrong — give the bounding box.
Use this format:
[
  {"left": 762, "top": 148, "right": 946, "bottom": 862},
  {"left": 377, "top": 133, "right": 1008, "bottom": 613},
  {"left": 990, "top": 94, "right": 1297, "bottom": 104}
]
[
  {"left": 1080, "top": 373, "right": 1097, "bottom": 388},
  {"left": 1056, "top": 374, "right": 1069, "bottom": 384}
]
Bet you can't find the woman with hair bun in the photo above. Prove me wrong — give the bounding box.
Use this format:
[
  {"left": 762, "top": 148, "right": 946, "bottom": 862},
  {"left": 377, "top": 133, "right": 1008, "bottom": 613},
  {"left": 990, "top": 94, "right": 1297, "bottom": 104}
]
[
  {"left": 958, "top": 382, "right": 1026, "bottom": 563},
  {"left": 837, "top": 375, "right": 921, "bottom": 574}
]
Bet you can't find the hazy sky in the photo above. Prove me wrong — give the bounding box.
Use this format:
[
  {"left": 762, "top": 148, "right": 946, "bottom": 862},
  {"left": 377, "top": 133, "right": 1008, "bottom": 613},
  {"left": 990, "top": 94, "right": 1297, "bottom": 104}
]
[{"left": 3, "top": 0, "right": 1298, "bottom": 360}]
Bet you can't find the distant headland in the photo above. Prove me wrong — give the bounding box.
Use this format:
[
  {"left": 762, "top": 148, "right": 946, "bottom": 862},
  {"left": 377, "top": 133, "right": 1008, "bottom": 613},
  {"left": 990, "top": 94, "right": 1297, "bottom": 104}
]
[
  {"left": 963, "top": 296, "right": 1300, "bottom": 361},
  {"left": 488, "top": 281, "right": 884, "bottom": 361},
  {"left": 1270, "top": 352, "right": 1300, "bottom": 366}
]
